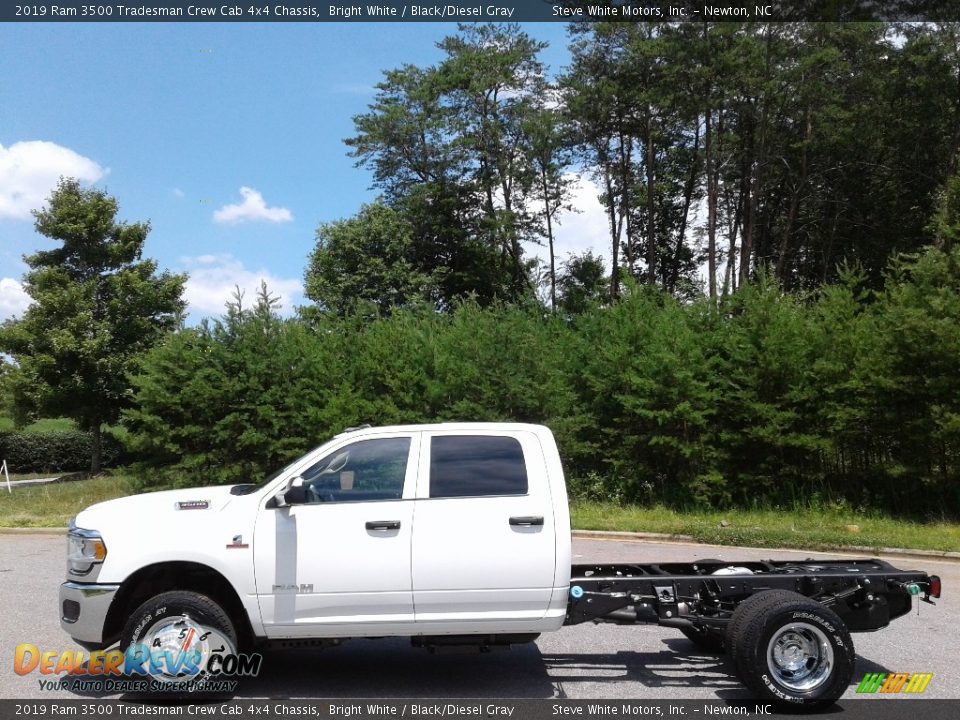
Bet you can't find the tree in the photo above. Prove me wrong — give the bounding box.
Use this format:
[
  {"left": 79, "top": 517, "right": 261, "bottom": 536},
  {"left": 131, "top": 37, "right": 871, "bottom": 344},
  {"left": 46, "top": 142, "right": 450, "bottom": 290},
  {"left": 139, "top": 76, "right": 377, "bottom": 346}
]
[
  {"left": 437, "top": 23, "right": 547, "bottom": 297},
  {"left": 126, "top": 284, "right": 349, "bottom": 488},
  {"left": 347, "top": 24, "right": 549, "bottom": 307},
  {"left": 525, "top": 98, "right": 576, "bottom": 309},
  {"left": 563, "top": 26, "right": 635, "bottom": 301},
  {"left": 304, "top": 202, "right": 437, "bottom": 317},
  {"left": 556, "top": 251, "right": 608, "bottom": 317},
  {"left": 0, "top": 179, "right": 186, "bottom": 471}
]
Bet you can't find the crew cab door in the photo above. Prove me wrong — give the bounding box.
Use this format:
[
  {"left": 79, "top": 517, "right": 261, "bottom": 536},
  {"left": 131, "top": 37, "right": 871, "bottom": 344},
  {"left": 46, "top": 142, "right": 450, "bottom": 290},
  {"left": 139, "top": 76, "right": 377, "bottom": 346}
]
[
  {"left": 411, "top": 430, "right": 556, "bottom": 626},
  {"left": 253, "top": 432, "right": 419, "bottom": 637}
]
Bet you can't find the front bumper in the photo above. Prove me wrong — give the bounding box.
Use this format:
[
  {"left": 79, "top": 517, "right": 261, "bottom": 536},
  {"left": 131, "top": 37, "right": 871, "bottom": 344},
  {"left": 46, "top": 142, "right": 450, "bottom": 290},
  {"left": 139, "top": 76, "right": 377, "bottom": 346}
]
[{"left": 59, "top": 581, "right": 120, "bottom": 647}]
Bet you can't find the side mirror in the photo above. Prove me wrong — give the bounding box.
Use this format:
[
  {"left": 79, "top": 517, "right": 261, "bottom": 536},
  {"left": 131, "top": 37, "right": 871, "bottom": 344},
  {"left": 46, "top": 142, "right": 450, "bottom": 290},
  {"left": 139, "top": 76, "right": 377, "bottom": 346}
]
[
  {"left": 273, "top": 476, "right": 307, "bottom": 507},
  {"left": 285, "top": 476, "right": 307, "bottom": 505}
]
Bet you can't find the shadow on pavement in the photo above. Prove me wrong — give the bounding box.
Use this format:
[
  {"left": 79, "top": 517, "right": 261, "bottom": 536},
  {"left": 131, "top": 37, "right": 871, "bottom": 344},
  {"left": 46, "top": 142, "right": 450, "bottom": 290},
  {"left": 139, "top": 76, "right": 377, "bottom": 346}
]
[{"left": 63, "top": 635, "right": 894, "bottom": 704}]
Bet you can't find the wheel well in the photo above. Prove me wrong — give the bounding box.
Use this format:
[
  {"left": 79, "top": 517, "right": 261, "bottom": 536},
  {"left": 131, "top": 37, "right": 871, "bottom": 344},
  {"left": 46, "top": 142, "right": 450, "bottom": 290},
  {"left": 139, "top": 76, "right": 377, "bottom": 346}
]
[{"left": 104, "top": 562, "right": 254, "bottom": 649}]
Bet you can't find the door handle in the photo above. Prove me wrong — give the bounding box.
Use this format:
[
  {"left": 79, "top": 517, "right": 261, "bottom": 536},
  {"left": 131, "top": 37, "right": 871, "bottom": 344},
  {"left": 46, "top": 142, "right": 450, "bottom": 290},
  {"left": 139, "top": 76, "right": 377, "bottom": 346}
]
[
  {"left": 366, "top": 520, "right": 401, "bottom": 531},
  {"left": 509, "top": 516, "right": 544, "bottom": 527}
]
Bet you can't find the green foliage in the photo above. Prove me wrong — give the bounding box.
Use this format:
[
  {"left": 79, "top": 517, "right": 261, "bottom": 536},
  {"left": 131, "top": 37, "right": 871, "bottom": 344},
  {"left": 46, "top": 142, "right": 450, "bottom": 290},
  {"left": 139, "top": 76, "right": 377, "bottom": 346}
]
[
  {"left": 304, "top": 202, "right": 438, "bottom": 317},
  {"left": 556, "top": 251, "right": 608, "bottom": 317},
  {"left": 570, "top": 284, "right": 722, "bottom": 506},
  {"left": 709, "top": 276, "right": 829, "bottom": 501},
  {"left": 125, "top": 285, "right": 343, "bottom": 488},
  {"left": 0, "top": 179, "right": 185, "bottom": 471},
  {"left": 0, "top": 429, "right": 124, "bottom": 474},
  {"left": 126, "top": 291, "right": 584, "bottom": 489},
  {"left": 863, "top": 248, "right": 960, "bottom": 511},
  {"left": 930, "top": 166, "right": 960, "bottom": 252},
  {"left": 345, "top": 24, "right": 556, "bottom": 307},
  {"left": 557, "top": 23, "right": 960, "bottom": 297},
  {"left": 127, "top": 248, "right": 960, "bottom": 518}
]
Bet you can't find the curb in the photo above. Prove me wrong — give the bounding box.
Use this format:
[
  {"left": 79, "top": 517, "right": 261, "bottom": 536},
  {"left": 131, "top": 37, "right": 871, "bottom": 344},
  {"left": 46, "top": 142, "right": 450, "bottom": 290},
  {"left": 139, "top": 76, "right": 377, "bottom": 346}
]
[
  {"left": 574, "top": 529, "right": 696, "bottom": 543},
  {"left": 572, "top": 529, "right": 960, "bottom": 563}
]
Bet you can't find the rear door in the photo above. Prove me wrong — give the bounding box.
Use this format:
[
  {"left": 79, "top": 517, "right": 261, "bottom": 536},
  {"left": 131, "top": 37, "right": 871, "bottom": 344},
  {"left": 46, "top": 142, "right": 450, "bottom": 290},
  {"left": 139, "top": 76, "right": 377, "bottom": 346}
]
[{"left": 410, "top": 430, "right": 556, "bottom": 626}]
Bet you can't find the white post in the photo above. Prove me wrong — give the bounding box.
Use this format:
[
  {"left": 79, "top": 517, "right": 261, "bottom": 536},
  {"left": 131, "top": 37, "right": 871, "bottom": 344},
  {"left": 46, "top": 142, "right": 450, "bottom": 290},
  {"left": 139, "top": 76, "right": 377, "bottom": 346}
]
[{"left": 2, "top": 459, "right": 9, "bottom": 493}]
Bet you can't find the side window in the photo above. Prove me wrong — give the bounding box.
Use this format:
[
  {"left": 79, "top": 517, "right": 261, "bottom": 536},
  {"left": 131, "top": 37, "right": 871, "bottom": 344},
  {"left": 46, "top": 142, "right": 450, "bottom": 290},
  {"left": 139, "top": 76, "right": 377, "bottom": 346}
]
[
  {"left": 429, "top": 435, "right": 528, "bottom": 498},
  {"left": 301, "top": 437, "right": 410, "bottom": 503}
]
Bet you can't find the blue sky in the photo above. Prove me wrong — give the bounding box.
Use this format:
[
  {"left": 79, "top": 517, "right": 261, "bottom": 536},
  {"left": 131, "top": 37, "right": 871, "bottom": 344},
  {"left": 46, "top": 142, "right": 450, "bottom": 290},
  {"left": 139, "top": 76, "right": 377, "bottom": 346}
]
[{"left": 1, "top": 22, "right": 608, "bottom": 322}]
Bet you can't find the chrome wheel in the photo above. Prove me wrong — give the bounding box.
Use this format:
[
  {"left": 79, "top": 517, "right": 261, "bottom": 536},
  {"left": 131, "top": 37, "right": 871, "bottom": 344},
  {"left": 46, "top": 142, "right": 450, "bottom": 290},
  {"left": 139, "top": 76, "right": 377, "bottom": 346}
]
[{"left": 765, "top": 621, "right": 834, "bottom": 692}]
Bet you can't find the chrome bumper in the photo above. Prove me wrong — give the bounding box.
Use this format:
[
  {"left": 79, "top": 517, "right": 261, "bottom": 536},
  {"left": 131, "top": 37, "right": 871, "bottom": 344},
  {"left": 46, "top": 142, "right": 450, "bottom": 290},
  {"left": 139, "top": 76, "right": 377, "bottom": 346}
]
[{"left": 59, "top": 581, "right": 120, "bottom": 647}]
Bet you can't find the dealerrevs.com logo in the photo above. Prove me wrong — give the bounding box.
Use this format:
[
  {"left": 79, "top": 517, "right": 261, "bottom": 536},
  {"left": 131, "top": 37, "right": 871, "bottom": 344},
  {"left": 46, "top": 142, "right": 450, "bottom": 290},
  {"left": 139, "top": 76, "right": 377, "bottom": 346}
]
[
  {"left": 856, "top": 672, "right": 933, "bottom": 694},
  {"left": 15, "top": 619, "right": 262, "bottom": 694}
]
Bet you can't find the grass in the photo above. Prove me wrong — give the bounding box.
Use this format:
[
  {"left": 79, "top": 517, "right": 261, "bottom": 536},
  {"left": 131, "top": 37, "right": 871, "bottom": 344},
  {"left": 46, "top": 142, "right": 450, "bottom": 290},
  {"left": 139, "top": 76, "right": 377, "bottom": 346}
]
[
  {"left": 571, "top": 500, "right": 960, "bottom": 553},
  {"left": 0, "top": 416, "right": 77, "bottom": 433},
  {"left": 0, "top": 472, "right": 133, "bottom": 528}
]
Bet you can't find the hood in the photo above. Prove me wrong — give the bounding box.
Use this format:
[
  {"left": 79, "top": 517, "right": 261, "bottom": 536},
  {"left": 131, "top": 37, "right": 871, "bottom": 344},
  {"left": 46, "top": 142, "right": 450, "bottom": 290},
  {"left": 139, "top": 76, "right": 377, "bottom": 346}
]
[{"left": 74, "top": 485, "right": 241, "bottom": 532}]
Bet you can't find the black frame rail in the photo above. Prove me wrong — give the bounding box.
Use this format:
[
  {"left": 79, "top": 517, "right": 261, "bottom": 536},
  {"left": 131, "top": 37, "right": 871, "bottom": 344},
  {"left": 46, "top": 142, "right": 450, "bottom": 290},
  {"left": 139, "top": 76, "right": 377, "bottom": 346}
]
[{"left": 565, "top": 558, "right": 938, "bottom": 631}]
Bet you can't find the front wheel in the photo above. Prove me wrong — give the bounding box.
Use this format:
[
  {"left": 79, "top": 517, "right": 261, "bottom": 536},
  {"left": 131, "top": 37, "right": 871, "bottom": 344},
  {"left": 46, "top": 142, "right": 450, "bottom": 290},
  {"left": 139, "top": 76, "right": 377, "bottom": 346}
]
[
  {"left": 120, "top": 591, "right": 238, "bottom": 694},
  {"left": 731, "top": 591, "right": 854, "bottom": 709}
]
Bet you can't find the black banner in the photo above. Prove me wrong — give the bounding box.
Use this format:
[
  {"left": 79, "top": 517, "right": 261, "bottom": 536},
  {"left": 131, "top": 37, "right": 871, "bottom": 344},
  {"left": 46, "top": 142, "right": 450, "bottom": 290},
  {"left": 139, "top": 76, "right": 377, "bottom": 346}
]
[
  {"left": 4, "top": 1, "right": 960, "bottom": 24},
  {"left": 2, "top": 700, "right": 959, "bottom": 720}
]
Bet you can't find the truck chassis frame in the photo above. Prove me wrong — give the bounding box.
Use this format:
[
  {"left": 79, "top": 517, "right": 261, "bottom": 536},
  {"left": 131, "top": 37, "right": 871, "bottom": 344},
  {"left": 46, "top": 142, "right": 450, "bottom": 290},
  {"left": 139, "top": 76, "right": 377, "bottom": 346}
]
[
  {"left": 566, "top": 558, "right": 936, "bottom": 631},
  {"left": 564, "top": 558, "right": 940, "bottom": 708}
]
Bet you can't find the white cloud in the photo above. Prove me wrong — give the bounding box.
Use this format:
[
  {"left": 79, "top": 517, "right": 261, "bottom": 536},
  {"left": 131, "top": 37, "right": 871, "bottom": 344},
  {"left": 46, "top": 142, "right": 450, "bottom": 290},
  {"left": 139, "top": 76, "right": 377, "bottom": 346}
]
[
  {"left": 179, "top": 254, "right": 303, "bottom": 319},
  {"left": 0, "top": 141, "right": 107, "bottom": 220},
  {"left": 212, "top": 187, "right": 292, "bottom": 225},
  {"left": 172, "top": 187, "right": 185, "bottom": 198},
  {"left": 0, "top": 278, "right": 31, "bottom": 321},
  {"left": 530, "top": 173, "right": 612, "bottom": 272}
]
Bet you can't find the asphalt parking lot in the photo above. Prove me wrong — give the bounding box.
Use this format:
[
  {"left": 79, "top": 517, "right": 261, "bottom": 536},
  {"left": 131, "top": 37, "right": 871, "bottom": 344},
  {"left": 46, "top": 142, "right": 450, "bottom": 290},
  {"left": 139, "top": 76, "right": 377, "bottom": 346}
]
[{"left": 1, "top": 534, "right": 956, "bottom": 701}]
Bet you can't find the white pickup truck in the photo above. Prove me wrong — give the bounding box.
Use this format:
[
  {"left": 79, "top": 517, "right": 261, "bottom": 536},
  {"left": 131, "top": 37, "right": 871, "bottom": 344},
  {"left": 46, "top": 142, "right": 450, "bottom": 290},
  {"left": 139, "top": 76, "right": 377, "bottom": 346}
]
[{"left": 61, "top": 423, "right": 940, "bottom": 708}]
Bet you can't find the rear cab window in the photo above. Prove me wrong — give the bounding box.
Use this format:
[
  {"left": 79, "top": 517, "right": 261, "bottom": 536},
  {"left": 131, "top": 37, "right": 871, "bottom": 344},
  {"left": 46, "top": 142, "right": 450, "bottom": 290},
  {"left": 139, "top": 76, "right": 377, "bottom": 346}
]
[{"left": 428, "top": 435, "right": 528, "bottom": 498}]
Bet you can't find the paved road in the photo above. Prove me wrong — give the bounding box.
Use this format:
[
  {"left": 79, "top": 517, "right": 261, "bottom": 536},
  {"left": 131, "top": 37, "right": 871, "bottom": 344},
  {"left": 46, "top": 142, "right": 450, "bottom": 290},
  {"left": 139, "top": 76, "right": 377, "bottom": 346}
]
[{"left": 1, "top": 535, "right": 955, "bottom": 700}]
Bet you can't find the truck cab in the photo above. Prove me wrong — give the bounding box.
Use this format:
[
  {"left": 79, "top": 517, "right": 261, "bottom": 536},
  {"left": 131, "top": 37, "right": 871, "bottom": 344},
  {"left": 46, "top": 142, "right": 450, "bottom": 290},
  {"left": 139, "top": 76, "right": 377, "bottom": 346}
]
[{"left": 60, "top": 423, "right": 572, "bottom": 650}]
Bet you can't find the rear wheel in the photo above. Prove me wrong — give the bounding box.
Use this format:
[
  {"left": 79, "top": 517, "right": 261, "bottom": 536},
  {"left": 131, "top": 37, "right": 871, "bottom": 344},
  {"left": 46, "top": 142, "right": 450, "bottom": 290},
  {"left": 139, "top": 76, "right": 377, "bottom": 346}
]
[
  {"left": 726, "top": 590, "right": 794, "bottom": 664},
  {"left": 730, "top": 590, "right": 854, "bottom": 709}
]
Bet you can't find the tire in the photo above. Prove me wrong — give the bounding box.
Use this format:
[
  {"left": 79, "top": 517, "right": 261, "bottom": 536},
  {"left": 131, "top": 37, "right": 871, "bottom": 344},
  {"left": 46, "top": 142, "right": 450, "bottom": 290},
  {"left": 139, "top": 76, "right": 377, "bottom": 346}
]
[
  {"left": 680, "top": 625, "right": 726, "bottom": 653},
  {"left": 120, "top": 590, "right": 238, "bottom": 694},
  {"left": 731, "top": 590, "right": 854, "bottom": 709}
]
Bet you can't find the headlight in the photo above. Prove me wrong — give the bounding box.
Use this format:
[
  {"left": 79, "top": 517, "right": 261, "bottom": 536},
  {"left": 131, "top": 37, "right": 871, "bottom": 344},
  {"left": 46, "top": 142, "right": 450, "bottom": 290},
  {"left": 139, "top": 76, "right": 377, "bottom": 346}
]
[{"left": 67, "top": 519, "right": 107, "bottom": 577}]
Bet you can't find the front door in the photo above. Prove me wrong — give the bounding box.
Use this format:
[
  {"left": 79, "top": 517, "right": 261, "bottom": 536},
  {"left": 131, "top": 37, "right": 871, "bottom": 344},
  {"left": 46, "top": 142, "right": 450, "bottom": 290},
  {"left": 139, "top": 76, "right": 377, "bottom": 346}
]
[{"left": 253, "top": 432, "right": 419, "bottom": 637}]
